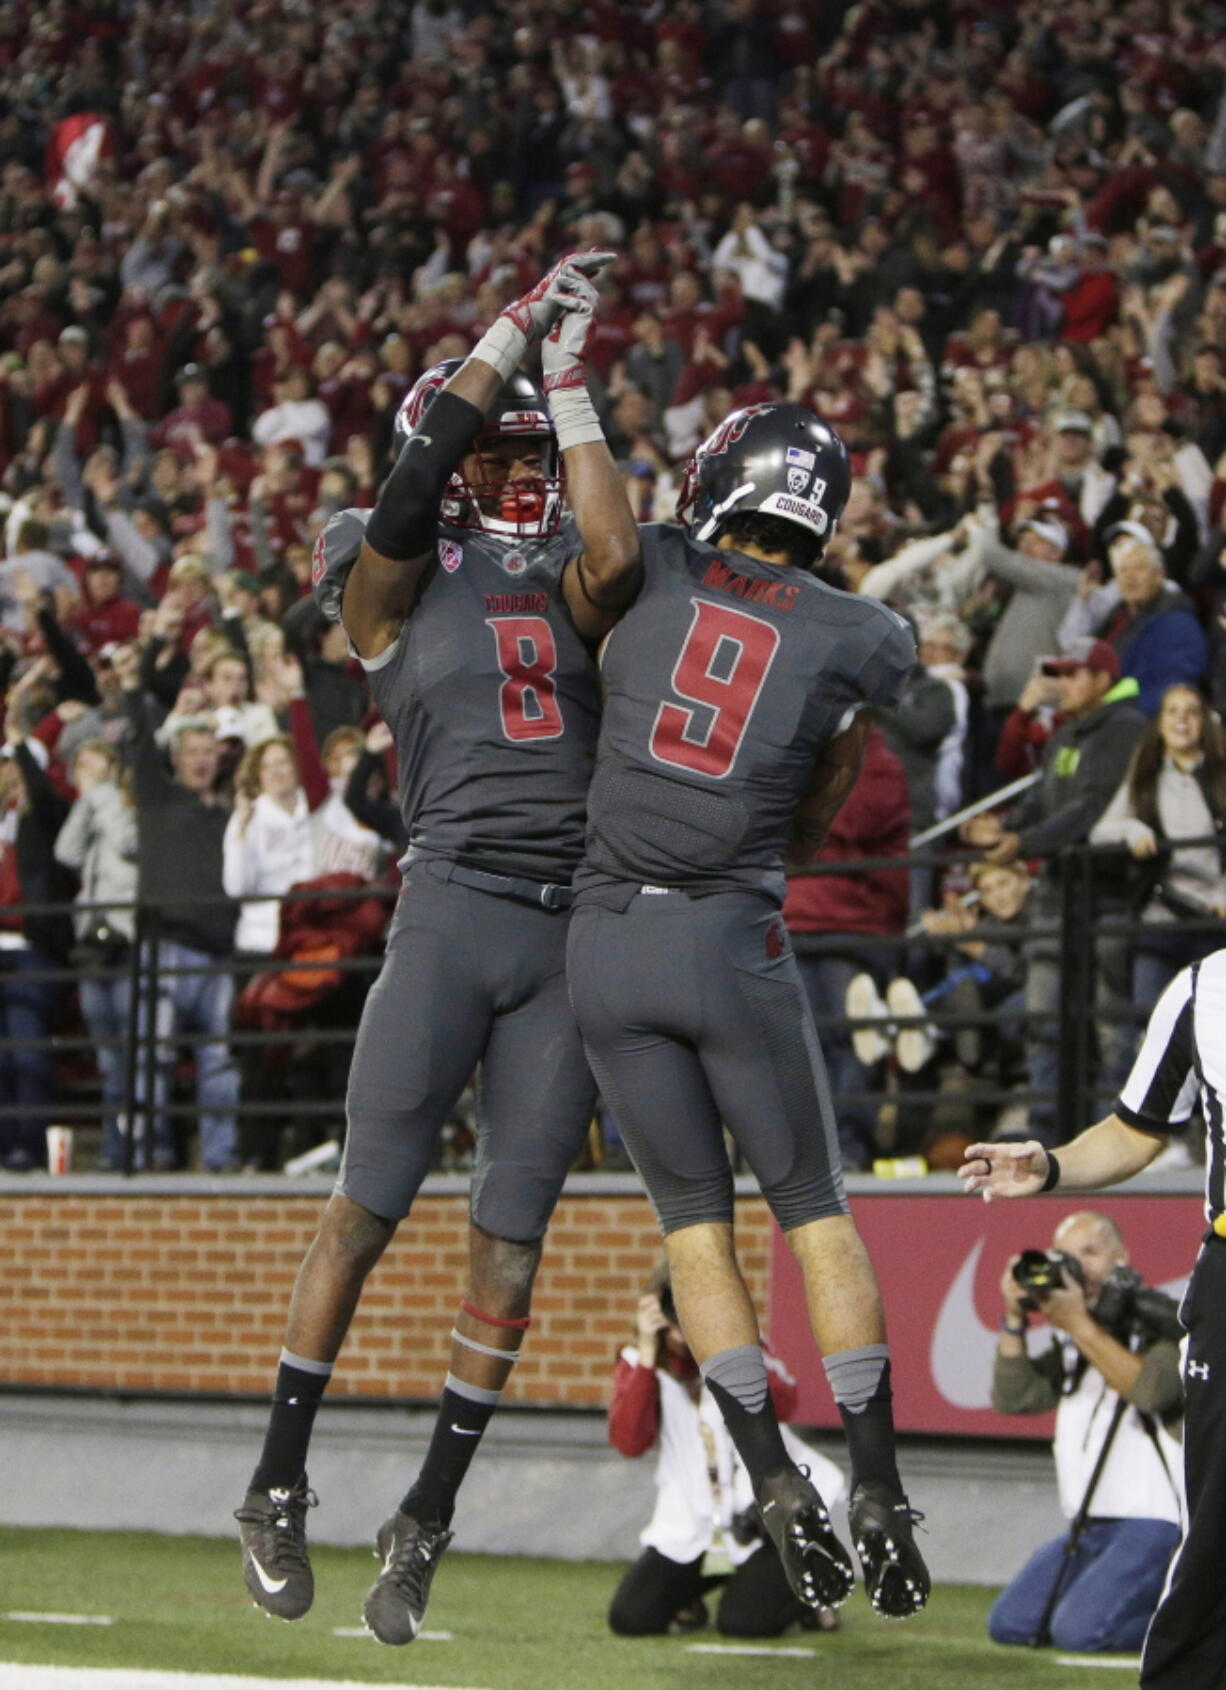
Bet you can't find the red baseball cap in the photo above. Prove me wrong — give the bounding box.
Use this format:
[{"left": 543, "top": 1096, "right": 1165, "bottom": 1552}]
[{"left": 1041, "top": 637, "right": 1120, "bottom": 680}]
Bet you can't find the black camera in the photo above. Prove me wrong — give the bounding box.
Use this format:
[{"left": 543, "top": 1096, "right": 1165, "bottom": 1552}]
[
  {"left": 1093, "top": 1264, "right": 1184, "bottom": 1345},
  {"left": 1012, "top": 1251, "right": 1182, "bottom": 1343},
  {"left": 1012, "top": 1248, "right": 1084, "bottom": 1311}
]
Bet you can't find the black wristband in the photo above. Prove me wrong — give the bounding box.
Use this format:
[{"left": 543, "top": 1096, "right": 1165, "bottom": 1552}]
[
  {"left": 1000, "top": 1319, "right": 1027, "bottom": 1337},
  {"left": 1040, "top": 1150, "right": 1061, "bottom": 1193},
  {"left": 364, "top": 388, "right": 484, "bottom": 561}
]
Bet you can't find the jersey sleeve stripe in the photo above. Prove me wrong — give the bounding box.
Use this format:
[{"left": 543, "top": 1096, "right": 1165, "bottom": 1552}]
[{"left": 1117, "top": 977, "right": 1198, "bottom": 1130}]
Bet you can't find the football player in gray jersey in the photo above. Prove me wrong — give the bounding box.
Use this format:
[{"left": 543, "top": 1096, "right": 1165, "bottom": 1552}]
[
  {"left": 236, "top": 251, "right": 642, "bottom": 1644},
  {"left": 567, "top": 403, "right": 932, "bottom": 1622}
]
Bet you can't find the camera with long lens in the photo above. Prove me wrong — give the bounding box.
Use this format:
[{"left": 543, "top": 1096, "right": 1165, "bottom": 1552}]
[
  {"left": 1091, "top": 1264, "right": 1183, "bottom": 1344},
  {"left": 1012, "top": 1250, "right": 1182, "bottom": 1342}
]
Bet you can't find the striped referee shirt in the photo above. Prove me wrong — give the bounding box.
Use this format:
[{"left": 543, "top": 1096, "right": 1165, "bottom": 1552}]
[{"left": 1116, "top": 946, "right": 1226, "bottom": 1223}]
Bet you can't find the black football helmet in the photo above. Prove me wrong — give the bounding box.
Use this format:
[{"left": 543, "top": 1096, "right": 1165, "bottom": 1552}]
[
  {"left": 676, "top": 402, "right": 850, "bottom": 556},
  {"left": 394, "top": 358, "right": 563, "bottom": 540}
]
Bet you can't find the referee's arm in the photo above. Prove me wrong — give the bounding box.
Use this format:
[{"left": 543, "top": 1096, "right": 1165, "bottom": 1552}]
[
  {"left": 958, "top": 1115, "right": 1168, "bottom": 1202},
  {"left": 961, "top": 965, "right": 1198, "bottom": 1201}
]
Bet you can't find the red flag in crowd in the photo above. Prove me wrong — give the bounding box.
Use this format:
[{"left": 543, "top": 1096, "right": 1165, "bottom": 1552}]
[{"left": 46, "top": 113, "right": 115, "bottom": 210}]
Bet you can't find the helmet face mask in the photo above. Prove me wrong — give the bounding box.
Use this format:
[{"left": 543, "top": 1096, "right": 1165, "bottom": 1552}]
[
  {"left": 395, "top": 360, "right": 564, "bottom": 540},
  {"left": 677, "top": 402, "right": 851, "bottom": 562}
]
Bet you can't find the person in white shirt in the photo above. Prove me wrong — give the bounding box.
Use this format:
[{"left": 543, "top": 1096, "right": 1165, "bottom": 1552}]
[
  {"left": 251, "top": 367, "right": 333, "bottom": 467},
  {"left": 223, "top": 737, "right": 314, "bottom": 955},
  {"left": 711, "top": 203, "right": 788, "bottom": 314},
  {"left": 607, "top": 1269, "right": 844, "bottom": 1638}
]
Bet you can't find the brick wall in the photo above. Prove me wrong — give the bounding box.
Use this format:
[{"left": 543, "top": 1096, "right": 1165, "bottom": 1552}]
[{"left": 0, "top": 1190, "right": 774, "bottom": 1405}]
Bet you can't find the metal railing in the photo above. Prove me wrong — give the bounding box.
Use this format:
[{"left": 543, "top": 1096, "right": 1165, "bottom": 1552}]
[{"left": 0, "top": 841, "right": 1219, "bottom": 1172}]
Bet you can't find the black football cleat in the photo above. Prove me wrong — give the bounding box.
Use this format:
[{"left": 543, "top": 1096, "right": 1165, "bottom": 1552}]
[
  {"left": 849, "top": 1481, "right": 930, "bottom": 1619},
  {"left": 235, "top": 1477, "right": 318, "bottom": 1620},
  {"left": 363, "top": 1509, "right": 454, "bottom": 1645},
  {"left": 757, "top": 1467, "right": 856, "bottom": 1611}
]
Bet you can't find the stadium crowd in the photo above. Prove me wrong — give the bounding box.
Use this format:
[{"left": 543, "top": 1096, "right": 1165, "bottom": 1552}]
[{"left": 2, "top": 0, "right": 1226, "bottom": 1171}]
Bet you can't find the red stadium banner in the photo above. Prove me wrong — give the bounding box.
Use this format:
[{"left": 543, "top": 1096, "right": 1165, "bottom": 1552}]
[{"left": 768, "top": 1191, "right": 1202, "bottom": 1439}]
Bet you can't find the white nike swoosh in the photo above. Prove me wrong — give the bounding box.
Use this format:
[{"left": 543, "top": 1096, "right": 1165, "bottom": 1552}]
[
  {"left": 450, "top": 1424, "right": 481, "bottom": 1436},
  {"left": 930, "top": 1238, "right": 1001, "bottom": 1410},
  {"left": 249, "top": 1554, "right": 288, "bottom": 1595},
  {"left": 409, "top": 434, "right": 432, "bottom": 449}
]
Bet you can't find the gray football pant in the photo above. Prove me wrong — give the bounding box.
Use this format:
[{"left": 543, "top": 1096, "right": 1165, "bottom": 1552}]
[
  {"left": 567, "top": 890, "right": 847, "bottom": 1233},
  {"left": 339, "top": 863, "right": 595, "bottom": 1239}
]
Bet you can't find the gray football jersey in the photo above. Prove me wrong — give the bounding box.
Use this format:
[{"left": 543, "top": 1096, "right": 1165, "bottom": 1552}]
[
  {"left": 322, "top": 509, "right": 600, "bottom": 883},
  {"left": 576, "top": 523, "right": 915, "bottom": 902}
]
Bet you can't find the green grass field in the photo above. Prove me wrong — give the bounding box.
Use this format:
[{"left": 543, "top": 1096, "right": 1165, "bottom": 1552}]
[{"left": 0, "top": 1528, "right": 1140, "bottom": 1689}]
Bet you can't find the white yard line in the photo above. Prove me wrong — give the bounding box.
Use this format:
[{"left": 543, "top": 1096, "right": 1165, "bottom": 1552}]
[
  {"left": 2, "top": 1615, "right": 113, "bottom": 1626},
  {"left": 1054, "top": 1657, "right": 1143, "bottom": 1672},
  {"left": 331, "top": 1628, "right": 454, "bottom": 1641},
  {"left": 0, "top": 1669, "right": 491, "bottom": 1690},
  {"left": 684, "top": 1643, "right": 816, "bottom": 1658}
]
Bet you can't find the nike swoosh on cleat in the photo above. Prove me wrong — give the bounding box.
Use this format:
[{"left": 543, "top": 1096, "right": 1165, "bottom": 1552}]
[
  {"left": 450, "top": 1424, "right": 481, "bottom": 1435},
  {"left": 249, "top": 1555, "right": 288, "bottom": 1595}
]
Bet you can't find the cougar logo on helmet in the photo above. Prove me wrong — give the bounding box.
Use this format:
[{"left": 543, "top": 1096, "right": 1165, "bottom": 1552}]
[{"left": 676, "top": 402, "right": 851, "bottom": 556}]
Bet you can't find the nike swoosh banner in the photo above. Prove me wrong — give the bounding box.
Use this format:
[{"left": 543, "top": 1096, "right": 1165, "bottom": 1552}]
[{"left": 769, "top": 1192, "right": 1199, "bottom": 1437}]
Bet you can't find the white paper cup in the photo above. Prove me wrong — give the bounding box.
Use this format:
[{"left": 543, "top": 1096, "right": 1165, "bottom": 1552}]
[{"left": 46, "top": 1125, "right": 73, "bottom": 1175}]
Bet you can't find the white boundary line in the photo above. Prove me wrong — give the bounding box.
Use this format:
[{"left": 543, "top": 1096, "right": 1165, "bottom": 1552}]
[{"left": 0, "top": 1669, "right": 491, "bottom": 1690}]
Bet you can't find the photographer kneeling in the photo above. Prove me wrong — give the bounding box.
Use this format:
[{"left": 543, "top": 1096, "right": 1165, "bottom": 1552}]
[
  {"left": 607, "top": 1269, "right": 844, "bottom": 1639},
  {"left": 989, "top": 1212, "right": 1183, "bottom": 1653}
]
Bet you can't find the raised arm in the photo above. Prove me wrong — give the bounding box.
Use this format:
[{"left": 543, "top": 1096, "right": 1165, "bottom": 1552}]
[
  {"left": 341, "top": 361, "right": 499, "bottom": 660},
  {"left": 541, "top": 283, "right": 643, "bottom": 641},
  {"left": 342, "top": 252, "right": 619, "bottom": 660}
]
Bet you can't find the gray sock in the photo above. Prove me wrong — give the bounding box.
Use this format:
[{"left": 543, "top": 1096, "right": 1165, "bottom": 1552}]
[
  {"left": 701, "top": 1344, "right": 769, "bottom": 1414},
  {"left": 823, "top": 1344, "right": 890, "bottom": 1414}
]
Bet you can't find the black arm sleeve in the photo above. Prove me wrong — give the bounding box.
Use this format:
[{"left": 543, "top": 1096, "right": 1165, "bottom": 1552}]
[
  {"left": 37, "top": 607, "right": 100, "bottom": 706},
  {"left": 363, "top": 389, "right": 485, "bottom": 561}
]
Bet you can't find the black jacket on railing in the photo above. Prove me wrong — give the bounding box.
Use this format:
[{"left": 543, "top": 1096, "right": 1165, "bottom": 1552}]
[{"left": 124, "top": 692, "right": 236, "bottom": 957}]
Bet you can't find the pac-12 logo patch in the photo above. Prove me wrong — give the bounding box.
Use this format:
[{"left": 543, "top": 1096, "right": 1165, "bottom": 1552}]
[
  {"left": 786, "top": 445, "right": 816, "bottom": 495},
  {"left": 439, "top": 538, "right": 463, "bottom": 573}
]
